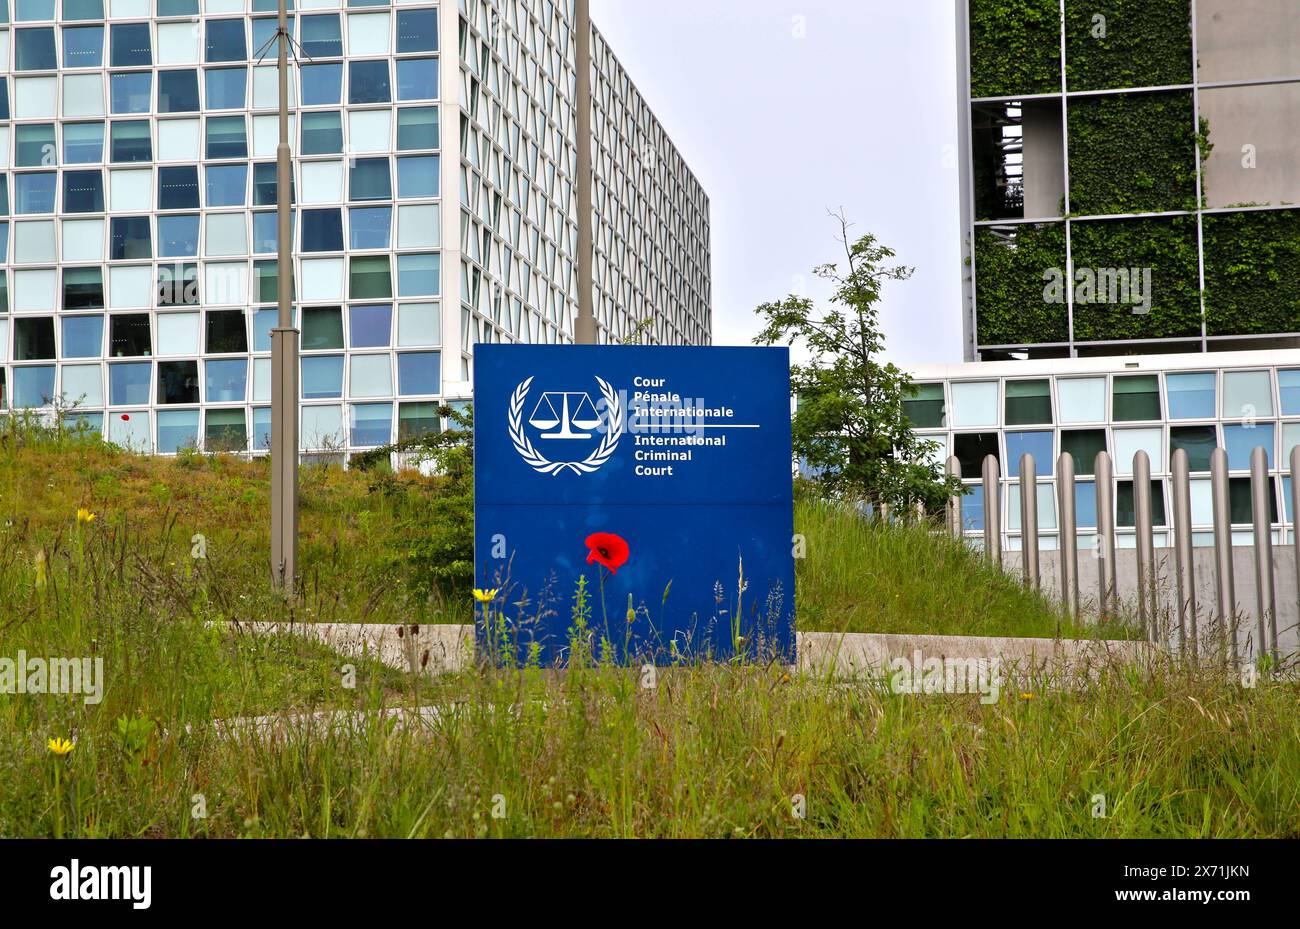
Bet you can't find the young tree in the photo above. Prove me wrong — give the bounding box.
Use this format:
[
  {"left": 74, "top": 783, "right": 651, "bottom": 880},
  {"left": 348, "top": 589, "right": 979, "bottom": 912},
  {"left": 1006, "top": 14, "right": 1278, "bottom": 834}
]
[{"left": 754, "top": 215, "right": 962, "bottom": 513}]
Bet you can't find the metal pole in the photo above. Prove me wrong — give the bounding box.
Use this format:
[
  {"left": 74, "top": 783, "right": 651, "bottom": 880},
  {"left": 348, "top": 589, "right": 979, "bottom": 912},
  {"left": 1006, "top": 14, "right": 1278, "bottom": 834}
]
[
  {"left": 1133, "top": 450, "right": 1155, "bottom": 640},
  {"left": 1172, "top": 448, "right": 1196, "bottom": 660},
  {"left": 1251, "top": 446, "right": 1277, "bottom": 663},
  {"left": 1057, "top": 452, "right": 1079, "bottom": 618},
  {"left": 982, "top": 454, "right": 1001, "bottom": 569},
  {"left": 269, "top": 0, "right": 299, "bottom": 594},
  {"left": 1210, "top": 447, "right": 1236, "bottom": 661},
  {"left": 1019, "top": 453, "right": 1039, "bottom": 590},
  {"left": 573, "top": 0, "right": 597, "bottom": 345},
  {"left": 1293, "top": 445, "right": 1300, "bottom": 658},
  {"left": 1095, "top": 450, "right": 1116, "bottom": 620},
  {"left": 946, "top": 455, "right": 963, "bottom": 539}
]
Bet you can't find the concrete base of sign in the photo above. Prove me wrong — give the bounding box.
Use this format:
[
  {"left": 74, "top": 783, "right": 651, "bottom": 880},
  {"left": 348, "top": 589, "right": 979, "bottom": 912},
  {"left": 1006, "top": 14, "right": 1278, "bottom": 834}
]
[{"left": 232, "top": 622, "right": 1157, "bottom": 685}]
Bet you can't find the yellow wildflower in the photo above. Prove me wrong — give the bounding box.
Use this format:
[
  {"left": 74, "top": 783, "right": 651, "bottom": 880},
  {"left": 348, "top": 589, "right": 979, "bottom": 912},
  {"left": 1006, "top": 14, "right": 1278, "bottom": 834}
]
[
  {"left": 1020, "top": 692, "right": 1035, "bottom": 700},
  {"left": 76, "top": 508, "right": 97, "bottom": 525},
  {"left": 472, "top": 589, "right": 499, "bottom": 604},
  {"left": 47, "top": 737, "right": 75, "bottom": 757}
]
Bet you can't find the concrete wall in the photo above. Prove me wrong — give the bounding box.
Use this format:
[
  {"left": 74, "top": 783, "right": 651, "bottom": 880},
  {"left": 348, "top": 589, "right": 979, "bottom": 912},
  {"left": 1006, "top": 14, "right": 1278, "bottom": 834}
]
[
  {"left": 1197, "top": 0, "right": 1300, "bottom": 84},
  {"left": 1200, "top": 83, "right": 1300, "bottom": 208},
  {"left": 1023, "top": 545, "right": 1300, "bottom": 659}
]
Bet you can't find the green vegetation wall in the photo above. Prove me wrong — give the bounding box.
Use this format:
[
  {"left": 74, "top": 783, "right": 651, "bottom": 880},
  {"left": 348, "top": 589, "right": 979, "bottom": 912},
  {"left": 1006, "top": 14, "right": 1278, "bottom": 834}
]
[
  {"left": 974, "top": 224, "right": 1069, "bottom": 345},
  {"left": 1067, "top": 92, "right": 1199, "bottom": 215},
  {"left": 1203, "top": 209, "right": 1300, "bottom": 336},
  {"left": 1063, "top": 1, "right": 1192, "bottom": 91},
  {"left": 969, "top": 0, "right": 1061, "bottom": 97},
  {"left": 1069, "top": 216, "right": 1201, "bottom": 341}
]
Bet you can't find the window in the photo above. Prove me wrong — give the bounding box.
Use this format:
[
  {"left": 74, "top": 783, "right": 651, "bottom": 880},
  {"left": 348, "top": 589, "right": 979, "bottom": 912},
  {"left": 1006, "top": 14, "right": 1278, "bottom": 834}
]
[
  {"left": 397, "top": 302, "right": 439, "bottom": 347},
  {"left": 253, "top": 162, "right": 294, "bottom": 206},
  {"left": 63, "top": 171, "right": 105, "bottom": 212},
  {"left": 349, "top": 207, "right": 391, "bottom": 249},
  {"left": 205, "top": 164, "right": 247, "bottom": 208},
  {"left": 109, "top": 216, "right": 151, "bottom": 259},
  {"left": 349, "top": 60, "right": 391, "bottom": 104},
  {"left": 1056, "top": 377, "right": 1105, "bottom": 424},
  {"left": 349, "top": 304, "right": 390, "bottom": 348},
  {"left": 1222, "top": 370, "right": 1274, "bottom": 420},
  {"left": 158, "top": 70, "right": 200, "bottom": 112},
  {"left": 109, "top": 314, "right": 151, "bottom": 356},
  {"left": 397, "top": 352, "right": 439, "bottom": 395},
  {"left": 396, "top": 107, "right": 438, "bottom": 149},
  {"left": 16, "top": 29, "right": 58, "bottom": 71},
  {"left": 62, "top": 218, "right": 104, "bottom": 261},
  {"left": 206, "top": 19, "right": 247, "bottom": 62},
  {"left": 302, "top": 209, "right": 344, "bottom": 252},
  {"left": 1060, "top": 429, "right": 1106, "bottom": 476},
  {"left": 302, "top": 306, "right": 344, "bottom": 349},
  {"left": 961, "top": 484, "right": 986, "bottom": 531},
  {"left": 396, "top": 58, "right": 437, "bottom": 100},
  {"left": 1170, "top": 426, "right": 1216, "bottom": 472},
  {"left": 252, "top": 212, "right": 279, "bottom": 253},
  {"left": 1279, "top": 370, "right": 1300, "bottom": 416},
  {"left": 1166, "top": 372, "right": 1215, "bottom": 420},
  {"left": 14, "top": 175, "right": 56, "bottom": 214},
  {"left": 953, "top": 432, "right": 998, "bottom": 477},
  {"left": 110, "top": 72, "right": 152, "bottom": 114},
  {"left": 12, "top": 366, "right": 57, "bottom": 408},
  {"left": 302, "top": 405, "right": 344, "bottom": 448},
  {"left": 301, "top": 62, "right": 342, "bottom": 106},
  {"left": 204, "top": 408, "right": 247, "bottom": 451},
  {"left": 14, "top": 221, "right": 57, "bottom": 264},
  {"left": 17, "top": 124, "right": 56, "bottom": 168},
  {"left": 251, "top": 309, "right": 276, "bottom": 351},
  {"left": 1113, "top": 428, "right": 1163, "bottom": 474},
  {"left": 1004, "top": 379, "right": 1051, "bottom": 425},
  {"left": 110, "top": 121, "right": 152, "bottom": 162},
  {"left": 110, "top": 23, "right": 152, "bottom": 68},
  {"left": 302, "top": 355, "right": 344, "bottom": 399},
  {"left": 206, "top": 117, "right": 247, "bottom": 159},
  {"left": 60, "top": 364, "right": 104, "bottom": 408},
  {"left": 158, "top": 166, "right": 199, "bottom": 209},
  {"left": 157, "top": 119, "right": 199, "bottom": 161},
  {"left": 205, "top": 67, "right": 247, "bottom": 109},
  {"left": 62, "top": 315, "right": 103, "bottom": 357},
  {"left": 1117, "top": 481, "right": 1167, "bottom": 528},
  {"left": 157, "top": 359, "right": 198, "bottom": 403},
  {"left": 64, "top": 0, "right": 105, "bottom": 19},
  {"left": 350, "top": 403, "right": 392, "bottom": 446},
  {"left": 1223, "top": 423, "right": 1275, "bottom": 470},
  {"left": 109, "top": 362, "right": 151, "bottom": 405},
  {"left": 301, "top": 112, "right": 342, "bottom": 154},
  {"left": 156, "top": 312, "right": 199, "bottom": 355},
  {"left": 1113, "top": 375, "right": 1160, "bottom": 421},
  {"left": 394, "top": 156, "right": 437, "bottom": 200},
  {"left": 396, "top": 9, "right": 438, "bottom": 53},
  {"left": 206, "top": 310, "right": 248, "bottom": 353},
  {"left": 251, "top": 15, "right": 295, "bottom": 57},
  {"left": 349, "top": 158, "right": 391, "bottom": 202},
  {"left": 157, "top": 262, "right": 198, "bottom": 307},
  {"left": 204, "top": 213, "right": 247, "bottom": 256},
  {"left": 1228, "top": 478, "right": 1277, "bottom": 524},
  {"left": 157, "top": 409, "right": 200, "bottom": 452},
  {"left": 300, "top": 15, "right": 342, "bottom": 57},
  {"left": 63, "top": 268, "right": 104, "bottom": 310},
  {"left": 158, "top": 214, "right": 199, "bottom": 257},
  {"left": 1008, "top": 483, "right": 1057, "bottom": 532},
  {"left": 63, "top": 123, "right": 105, "bottom": 164},
  {"left": 14, "top": 317, "right": 56, "bottom": 360},
  {"left": 1075, "top": 481, "right": 1098, "bottom": 528},
  {"left": 157, "top": 0, "right": 199, "bottom": 15},
  {"left": 350, "top": 256, "right": 391, "bottom": 299},
  {"left": 63, "top": 25, "right": 104, "bottom": 68},
  {"left": 398, "top": 401, "right": 439, "bottom": 440},
  {"left": 397, "top": 204, "right": 437, "bottom": 248},
  {"left": 949, "top": 381, "right": 997, "bottom": 428},
  {"left": 397, "top": 254, "right": 438, "bottom": 296},
  {"left": 205, "top": 359, "right": 247, "bottom": 402},
  {"left": 1005, "top": 431, "right": 1053, "bottom": 477}
]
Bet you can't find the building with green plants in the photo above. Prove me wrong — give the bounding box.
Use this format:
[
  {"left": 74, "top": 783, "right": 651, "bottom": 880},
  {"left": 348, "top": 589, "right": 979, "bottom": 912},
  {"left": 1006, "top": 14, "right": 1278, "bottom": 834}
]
[{"left": 957, "top": 0, "right": 1300, "bottom": 360}]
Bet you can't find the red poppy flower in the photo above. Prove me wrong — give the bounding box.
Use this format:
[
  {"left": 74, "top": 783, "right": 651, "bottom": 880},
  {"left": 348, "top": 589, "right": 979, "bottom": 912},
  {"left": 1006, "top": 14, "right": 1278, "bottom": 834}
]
[
  {"left": 585, "top": 532, "right": 629, "bottom": 575},
  {"left": 120, "top": 414, "right": 130, "bottom": 421}
]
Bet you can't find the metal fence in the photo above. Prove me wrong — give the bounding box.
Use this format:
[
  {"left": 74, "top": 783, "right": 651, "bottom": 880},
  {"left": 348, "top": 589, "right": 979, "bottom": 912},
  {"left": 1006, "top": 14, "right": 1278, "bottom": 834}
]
[{"left": 946, "top": 446, "right": 1299, "bottom": 663}]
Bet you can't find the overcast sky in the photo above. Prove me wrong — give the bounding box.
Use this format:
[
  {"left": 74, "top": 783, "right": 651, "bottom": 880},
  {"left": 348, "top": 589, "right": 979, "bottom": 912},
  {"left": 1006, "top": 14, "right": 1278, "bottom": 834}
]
[{"left": 591, "top": 0, "right": 965, "bottom": 366}]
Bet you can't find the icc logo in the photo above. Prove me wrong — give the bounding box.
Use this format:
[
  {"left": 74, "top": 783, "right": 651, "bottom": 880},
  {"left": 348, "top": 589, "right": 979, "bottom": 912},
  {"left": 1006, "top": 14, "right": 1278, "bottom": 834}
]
[{"left": 508, "top": 376, "right": 624, "bottom": 475}]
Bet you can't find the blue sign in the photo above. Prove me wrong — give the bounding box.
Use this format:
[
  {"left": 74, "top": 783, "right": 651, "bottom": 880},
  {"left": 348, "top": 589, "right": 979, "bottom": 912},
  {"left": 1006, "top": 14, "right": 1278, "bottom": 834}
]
[{"left": 473, "top": 344, "right": 796, "bottom": 666}]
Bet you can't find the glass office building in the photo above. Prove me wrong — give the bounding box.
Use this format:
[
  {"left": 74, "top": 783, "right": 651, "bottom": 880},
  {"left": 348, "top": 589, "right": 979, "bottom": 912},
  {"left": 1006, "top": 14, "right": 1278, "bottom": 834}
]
[{"left": 0, "top": 0, "right": 711, "bottom": 456}]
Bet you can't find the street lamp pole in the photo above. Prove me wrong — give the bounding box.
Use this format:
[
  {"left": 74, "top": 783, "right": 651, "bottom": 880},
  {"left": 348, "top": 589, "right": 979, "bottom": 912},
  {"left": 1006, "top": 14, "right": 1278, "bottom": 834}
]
[
  {"left": 270, "top": 0, "right": 299, "bottom": 593},
  {"left": 573, "top": 0, "right": 597, "bottom": 345}
]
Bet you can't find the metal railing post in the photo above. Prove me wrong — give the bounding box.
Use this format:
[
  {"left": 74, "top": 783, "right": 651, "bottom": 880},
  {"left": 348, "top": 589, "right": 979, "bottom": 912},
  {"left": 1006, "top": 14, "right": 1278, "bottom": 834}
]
[
  {"left": 1057, "top": 452, "right": 1079, "bottom": 618},
  {"left": 1210, "top": 447, "right": 1236, "bottom": 662},
  {"left": 1251, "top": 446, "right": 1278, "bottom": 664},
  {"left": 982, "top": 454, "right": 1001, "bottom": 569},
  {"left": 1171, "top": 448, "right": 1197, "bottom": 660},
  {"left": 946, "top": 456, "right": 963, "bottom": 539},
  {"left": 1020, "top": 453, "right": 1039, "bottom": 590},
  {"left": 1095, "top": 451, "right": 1117, "bottom": 620},
  {"left": 1133, "top": 450, "right": 1155, "bottom": 640}
]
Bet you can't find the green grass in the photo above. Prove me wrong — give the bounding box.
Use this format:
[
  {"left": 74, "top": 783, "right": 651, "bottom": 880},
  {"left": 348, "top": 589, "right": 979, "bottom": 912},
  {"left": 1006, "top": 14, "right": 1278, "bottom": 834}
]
[{"left": 1, "top": 423, "right": 1296, "bottom": 837}]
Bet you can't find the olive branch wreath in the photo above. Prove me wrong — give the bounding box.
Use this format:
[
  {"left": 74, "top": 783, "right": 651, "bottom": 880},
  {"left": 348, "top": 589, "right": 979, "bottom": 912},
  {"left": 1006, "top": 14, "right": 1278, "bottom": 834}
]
[{"left": 508, "top": 376, "right": 623, "bottom": 476}]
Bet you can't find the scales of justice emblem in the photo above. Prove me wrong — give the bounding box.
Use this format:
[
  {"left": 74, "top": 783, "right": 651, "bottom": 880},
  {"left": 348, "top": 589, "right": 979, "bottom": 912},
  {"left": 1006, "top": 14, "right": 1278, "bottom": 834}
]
[{"left": 508, "top": 376, "right": 624, "bottom": 475}]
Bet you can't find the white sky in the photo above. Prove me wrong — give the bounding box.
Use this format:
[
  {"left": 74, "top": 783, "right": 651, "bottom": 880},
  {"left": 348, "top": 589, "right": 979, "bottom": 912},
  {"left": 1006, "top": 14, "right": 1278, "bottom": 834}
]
[{"left": 591, "top": 0, "right": 965, "bottom": 366}]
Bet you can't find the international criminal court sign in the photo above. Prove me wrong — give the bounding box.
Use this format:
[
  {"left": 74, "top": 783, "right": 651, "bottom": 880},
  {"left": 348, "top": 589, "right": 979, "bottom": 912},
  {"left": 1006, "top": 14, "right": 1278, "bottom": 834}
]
[{"left": 474, "top": 344, "right": 796, "bottom": 666}]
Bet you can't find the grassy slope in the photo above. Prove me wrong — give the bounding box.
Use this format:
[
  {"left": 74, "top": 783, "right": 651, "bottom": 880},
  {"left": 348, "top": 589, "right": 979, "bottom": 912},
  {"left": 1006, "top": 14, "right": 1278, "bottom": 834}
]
[{"left": 0, "top": 433, "right": 1297, "bottom": 837}]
